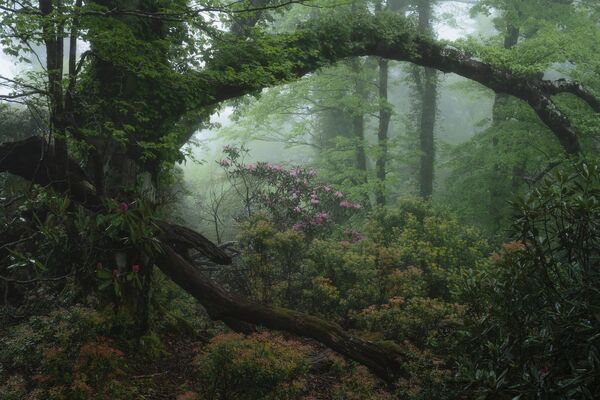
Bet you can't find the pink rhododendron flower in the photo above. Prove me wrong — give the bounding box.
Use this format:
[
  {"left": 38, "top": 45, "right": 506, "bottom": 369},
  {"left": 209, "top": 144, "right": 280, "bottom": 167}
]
[
  {"left": 340, "top": 200, "right": 361, "bottom": 209},
  {"left": 218, "top": 159, "right": 230, "bottom": 167},
  {"left": 266, "top": 163, "right": 283, "bottom": 172},
  {"left": 112, "top": 269, "right": 120, "bottom": 278},
  {"left": 314, "top": 212, "right": 329, "bottom": 225},
  {"left": 307, "top": 168, "right": 316, "bottom": 177},
  {"left": 323, "top": 185, "right": 331, "bottom": 192},
  {"left": 310, "top": 191, "right": 319, "bottom": 204},
  {"left": 291, "top": 191, "right": 299, "bottom": 200},
  {"left": 340, "top": 200, "right": 352, "bottom": 208},
  {"left": 334, "top": 191, "right": 344, "bottom": 198},
  {"left": 246, "top": 163, "right": 257, "bottom": 171},
  {"left": 289, "top": 167, "right": 300, "bottom": 177},
  {"left": 292, "top": 222, "right": 304, "bottom": 231},
  {"left": 132, "top": 264, "right": 140, "bottom": 273},
  {"left": 118, "top": 202, "right": 129, "bottom": 211},
  {"left": 293, "top": 206, "right": 302, "bottom": 213}
]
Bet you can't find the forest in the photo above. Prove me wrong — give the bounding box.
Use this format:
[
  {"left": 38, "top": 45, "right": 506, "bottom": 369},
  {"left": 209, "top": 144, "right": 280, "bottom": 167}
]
[{"left": 0, "top": 0, "right": 599, "bottom": 398}]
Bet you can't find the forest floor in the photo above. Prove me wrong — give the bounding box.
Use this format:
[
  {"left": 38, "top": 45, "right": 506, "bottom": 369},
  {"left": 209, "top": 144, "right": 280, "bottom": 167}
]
[{"left": 129, "top": 333, "right": 203, "bottom": 399}]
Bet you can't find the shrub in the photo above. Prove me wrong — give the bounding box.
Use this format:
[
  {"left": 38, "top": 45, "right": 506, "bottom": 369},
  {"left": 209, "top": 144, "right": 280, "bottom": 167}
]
[
  {"left": 332, "top": 365, "right": 394, "bottom": 400},
  {"left": 356, "top": 297, "right": 465, "bottom": 348},
  {"left": 195, "top": 332, "right": 309, "bottom": 400},
  {"left": 0, "top": 306, "right": 136, "bottom": 399},
  {"left": 459, "top": 162, "right": 600, "bottom": 399}
]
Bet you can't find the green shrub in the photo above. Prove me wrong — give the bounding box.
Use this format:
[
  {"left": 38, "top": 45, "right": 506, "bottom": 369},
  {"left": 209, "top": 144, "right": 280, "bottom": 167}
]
[
  {"left": 459, "top": 162, "right": 600, "bottom": 399},
  {"left": 195, "top": 332, "right": 309, "bottom": 400},
  {"left": 0, "top": 306, "right": 136, "bottom": 399},
  {"left": 332, "top": 365, "right": 394, "bottom": 400}
]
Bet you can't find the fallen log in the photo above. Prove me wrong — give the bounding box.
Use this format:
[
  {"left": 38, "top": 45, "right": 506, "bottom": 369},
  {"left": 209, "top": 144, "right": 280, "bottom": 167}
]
[{"left": 156, "top": 244, "right": 409, "bottom": 382}]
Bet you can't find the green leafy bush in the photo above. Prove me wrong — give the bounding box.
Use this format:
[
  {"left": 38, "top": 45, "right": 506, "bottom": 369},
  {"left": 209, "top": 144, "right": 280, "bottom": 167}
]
[
  {"left": 195, "top": 333, "right": 309, "bottom": 400},
  {"left": 0, "top": 306, "right": 136, "bottom": 399},
  {"left": 459, "top": 162, "right": 600, "bottom": 399}
]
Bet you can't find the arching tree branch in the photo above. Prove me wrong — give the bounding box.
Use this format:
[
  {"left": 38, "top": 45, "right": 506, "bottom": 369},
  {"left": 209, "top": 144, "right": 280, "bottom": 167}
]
[{"left": 193, "top": 12, "right": 598, "bottom": 154}]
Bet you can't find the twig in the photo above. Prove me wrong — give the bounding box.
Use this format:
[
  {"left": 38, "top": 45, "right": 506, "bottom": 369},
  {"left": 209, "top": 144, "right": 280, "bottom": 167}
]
[
  {"left": 0, "top": 273, "right": 72, "bottom": 284},
  {"left": 131, "top": 371, "right": 169, "bottom": 379}
]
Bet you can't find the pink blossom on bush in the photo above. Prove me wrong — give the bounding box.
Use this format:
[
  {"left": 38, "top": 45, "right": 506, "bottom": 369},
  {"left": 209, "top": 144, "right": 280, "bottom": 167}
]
[
  {"left": 112, "top": 269, "right": 120, "bottom": 278},
  {"left": 314, "top": 212, "right": 329, "bottom": 225},
  {"left": 267, "top": 163, "right": 283, "bottom": 172},
  {"left": 340, "top": 200, "right": 361, "bottom": 209},
  {"left": 216, "top": 145, "right": 363, "bottom": 235},
  {"left": 132, "top": 264, "right": 140, "bottom": 273},
  {"left": 118, "top": 202, "right": 129, "bottom": 211},
  {"left": 340, "top": 200, "right": 352, "bottom": 208},
  {"left": 310, "top": 192, "right": 320, "bottom": 205}
]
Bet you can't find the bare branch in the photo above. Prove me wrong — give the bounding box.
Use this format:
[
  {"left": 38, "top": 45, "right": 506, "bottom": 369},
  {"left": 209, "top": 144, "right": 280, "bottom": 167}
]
[{"left": 0, "top": 273, "right": 72, "bottom": 284}]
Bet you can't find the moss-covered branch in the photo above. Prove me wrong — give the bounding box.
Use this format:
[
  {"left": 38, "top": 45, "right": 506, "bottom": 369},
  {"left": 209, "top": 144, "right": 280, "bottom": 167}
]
[{"left": 192, "top": 11, "right": 599, "bottom": 154}]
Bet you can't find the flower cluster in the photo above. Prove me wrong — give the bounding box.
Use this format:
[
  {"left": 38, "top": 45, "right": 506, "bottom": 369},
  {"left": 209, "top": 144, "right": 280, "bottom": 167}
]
[{"left": 217, "top": 144, "right": 362, "bottom": 234}]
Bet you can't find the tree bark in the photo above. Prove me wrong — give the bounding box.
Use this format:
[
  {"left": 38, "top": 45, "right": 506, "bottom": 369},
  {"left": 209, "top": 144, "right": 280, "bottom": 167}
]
[
  {"left": 39, "top": 0, "right": 67, "bottom": 166},
  {"left": 376, "top": 58, "right": 391, "bottom": 206},
  {"left": 418, "top": 67, "right": 437, "bottom": 198},
  {"left": 489, "top": 24, "right": 520, "bottom": 231},
  {"left": 350, "top": 59, "right": 368, "bottom": 176},
  {"left": 415, "top": 0, "right": 438, "bottom": 198},
  {"left": 492, "top": 24, "right": 520, "bottom": 123}
]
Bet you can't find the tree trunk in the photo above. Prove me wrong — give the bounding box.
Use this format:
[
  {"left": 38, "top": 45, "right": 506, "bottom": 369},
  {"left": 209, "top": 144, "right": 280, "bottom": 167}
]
[
  {"left": 376, "top": 58, "right": 391, "bottom": 206},
  {"left": 492, "top": 24, "right": 520, "bottom": 123},
  {"left": 489, "top": 24, "right": 520, "bottom": 231},
  {"left": 350, "top": 59, "right": 368, "bottom": 176},
  {"left": 40, "top": 0, "right": 67, "bottom": 167},
  {"left": 416, "top": 0, "right": 438, "bottom": 198}
]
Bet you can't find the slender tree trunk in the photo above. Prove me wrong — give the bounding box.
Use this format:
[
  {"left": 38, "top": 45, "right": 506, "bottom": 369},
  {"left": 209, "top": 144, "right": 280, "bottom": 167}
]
[
  {"left": 489, "top": 24, "right": 520, "bottom": 230},
  {"left": 492, "top": 24, "right": 520, "bottom": 123},
  {"left": 351, "top": 59, "right": 368, "bottom": 176},
  {"left": 376, "top": 58, "right": 391, "bottom": 206},
  {"left": 40, "top": 0, "right": 67, "bottom": 167},
  {"left": 416, "top": 0, "right": 438, "bottom": 198}
]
